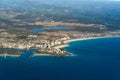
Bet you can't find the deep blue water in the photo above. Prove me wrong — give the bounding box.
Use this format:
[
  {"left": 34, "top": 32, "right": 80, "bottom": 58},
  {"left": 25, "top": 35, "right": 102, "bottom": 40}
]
[{"left": 0, "top": 37, "right": 120, "bottom": 80}]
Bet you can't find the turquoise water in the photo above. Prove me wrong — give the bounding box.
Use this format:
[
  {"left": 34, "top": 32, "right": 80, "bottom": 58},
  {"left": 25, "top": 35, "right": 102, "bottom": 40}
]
[{"left": 0, "top": 37, "right": 120, "bottom": 80}]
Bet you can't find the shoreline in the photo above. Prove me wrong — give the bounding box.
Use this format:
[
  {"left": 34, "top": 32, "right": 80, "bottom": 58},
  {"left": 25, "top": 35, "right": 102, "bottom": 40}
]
[
  {"left": 33, "top": 54, "right": 51, "bottom": 56},
  {"left": 33, "top": 53, "right": 74, "bottom": 57},
  {"left": 53, "top": 44, "right": 69, "bottom": 49},
  {"left": 54, "top": 36, "right": 120, "bottom": 49},
  {"left": 1, "top": 36, "right": 119, "bottom": 57},
  {"left": 0, "top": 54, "right": 20, "bottom": 58}
]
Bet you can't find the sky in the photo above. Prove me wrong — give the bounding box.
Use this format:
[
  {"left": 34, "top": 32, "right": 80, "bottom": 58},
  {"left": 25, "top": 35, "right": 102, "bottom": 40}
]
[{"left": 1, "top": 0, "right": 120, "bottom": 5}]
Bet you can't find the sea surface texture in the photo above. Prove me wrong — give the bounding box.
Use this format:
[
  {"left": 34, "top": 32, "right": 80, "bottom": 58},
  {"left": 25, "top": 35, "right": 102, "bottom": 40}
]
[{"left": 0, "top": 37, "right": 120, "bottom": 80}]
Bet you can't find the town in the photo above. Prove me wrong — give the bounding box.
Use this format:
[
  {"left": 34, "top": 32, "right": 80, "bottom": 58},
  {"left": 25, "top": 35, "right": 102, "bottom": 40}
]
[{"left": 0, "top": 30, "right": 120, "bottom": 56}]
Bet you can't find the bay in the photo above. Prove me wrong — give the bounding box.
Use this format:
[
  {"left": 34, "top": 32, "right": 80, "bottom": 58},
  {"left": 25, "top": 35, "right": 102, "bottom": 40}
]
[{"left": 0, "top": 37, "right": 120, "bottom": 80}]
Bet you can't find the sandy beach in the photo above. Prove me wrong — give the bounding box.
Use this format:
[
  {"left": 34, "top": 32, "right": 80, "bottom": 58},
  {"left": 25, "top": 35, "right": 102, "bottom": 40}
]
[
  {"left": 1, "top": 36, "right": 118, "bottom": 57},
  {"left": 33, "top": 54, "right": 51, "bottom": 56},
  {"left": 54, "top": 36, "right": 117, "bottom": 49},
  {"left": 64, "top": 37, "right": 103, "bottom": 43},
  {"left": 53, "top": 44, "right": 69, "bottom": 49}
]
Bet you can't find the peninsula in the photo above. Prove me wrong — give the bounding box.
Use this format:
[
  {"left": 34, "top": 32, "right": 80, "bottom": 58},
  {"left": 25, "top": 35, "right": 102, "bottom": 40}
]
[{"left": 0, "top": 30, "right": 120, "bottom": 57}]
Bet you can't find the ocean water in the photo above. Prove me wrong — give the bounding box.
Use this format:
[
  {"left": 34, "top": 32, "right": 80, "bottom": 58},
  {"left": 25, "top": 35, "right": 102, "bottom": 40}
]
[{"left": 0, "top": 37, "right": 120, "bottom": 80}]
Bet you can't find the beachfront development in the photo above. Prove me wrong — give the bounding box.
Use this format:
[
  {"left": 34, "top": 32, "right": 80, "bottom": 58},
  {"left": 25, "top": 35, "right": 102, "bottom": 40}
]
[{"left": 0, "top": 30, "right": 120, "bottom": 57}]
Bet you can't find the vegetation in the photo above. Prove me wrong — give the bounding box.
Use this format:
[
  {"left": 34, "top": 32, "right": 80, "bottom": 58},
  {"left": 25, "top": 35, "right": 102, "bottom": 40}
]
[{"left": 0, "top": 1, "right": 120, "bottom": 31}]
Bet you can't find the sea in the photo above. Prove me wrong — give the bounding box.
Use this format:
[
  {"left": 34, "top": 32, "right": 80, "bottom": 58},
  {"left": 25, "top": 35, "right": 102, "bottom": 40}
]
[{"left": 0, "top": 37, "right": 120, "bottom": 80}]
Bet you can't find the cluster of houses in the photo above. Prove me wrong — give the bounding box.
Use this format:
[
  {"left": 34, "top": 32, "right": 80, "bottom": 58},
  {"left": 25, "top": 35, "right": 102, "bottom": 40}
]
[
  {"left": 1, "top": 30, "right": 119, "bottom": 55},
  {"left": 0, "top": 32, "right": 70, "bottom": 55}
]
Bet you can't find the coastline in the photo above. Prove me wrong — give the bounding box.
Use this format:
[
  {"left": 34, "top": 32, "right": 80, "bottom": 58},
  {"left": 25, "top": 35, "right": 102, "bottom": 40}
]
[
  {"left": 53, "top": 44, "right": 69, "bottom": 49},
  {"left": 64, "top": 36, "right": 108, "bottom": 44},
  {"left": 33, "top": 53, "right": 74, "bottom": 57},
  {"left": 0, "top": 54, "right": 20, "bottom": 58},
  {"left": 54, "top": 36, "right": 120, "bottom": 49},
  {"left": 1, "top": 36, "right": 119, "bottom": 57},
  {"left": 52, "top": 36, "right": 115, "bottom": 56},
  {"left": 33, "top": 54, "right": 51, "bottom": 56}
]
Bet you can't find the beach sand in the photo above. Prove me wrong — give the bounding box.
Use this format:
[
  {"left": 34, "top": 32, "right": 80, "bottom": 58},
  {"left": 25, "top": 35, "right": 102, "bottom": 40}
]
[
  {"left": 33, "top": 54, "right": 51, "bottom": 56},
  {"left": 54, "top": 36, "right": 116, "bottom": 49},
  {"left": 53, "top": 44, "right": 69, "bottom": 49}
]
